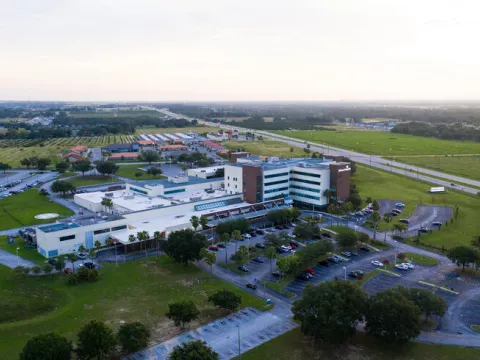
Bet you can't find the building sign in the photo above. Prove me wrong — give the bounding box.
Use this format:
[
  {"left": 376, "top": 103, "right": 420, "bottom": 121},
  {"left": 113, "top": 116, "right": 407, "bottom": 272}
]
[{"left": 338, "top": 166, "right": 351, "bottom": 173}]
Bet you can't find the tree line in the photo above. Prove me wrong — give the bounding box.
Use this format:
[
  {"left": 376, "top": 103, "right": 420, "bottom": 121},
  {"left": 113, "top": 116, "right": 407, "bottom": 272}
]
[{"left": 392, "top": 121, "right": 480, "bottom": 142}]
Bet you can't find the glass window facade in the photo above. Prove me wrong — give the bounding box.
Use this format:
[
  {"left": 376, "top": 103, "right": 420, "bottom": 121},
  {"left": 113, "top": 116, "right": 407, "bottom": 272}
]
[{"left": 290, "top": 184, "right": 320, "bottom": 193}]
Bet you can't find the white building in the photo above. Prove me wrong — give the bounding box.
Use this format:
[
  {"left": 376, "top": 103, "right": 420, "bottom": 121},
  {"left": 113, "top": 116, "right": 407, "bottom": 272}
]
[{"left": 188, "top": 166, "right": 224, "bottom": 179}]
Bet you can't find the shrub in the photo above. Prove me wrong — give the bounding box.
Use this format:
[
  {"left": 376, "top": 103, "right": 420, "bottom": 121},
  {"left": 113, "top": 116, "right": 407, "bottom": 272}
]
[
  {"left": 88, "top": 269, "right": 99, "bottom": 282},
  {"left": 77, "top": 267, "right": 90, "bottom": 282},
  {"left": 66, "top": 274, "right": 80, "bottom": 286}
]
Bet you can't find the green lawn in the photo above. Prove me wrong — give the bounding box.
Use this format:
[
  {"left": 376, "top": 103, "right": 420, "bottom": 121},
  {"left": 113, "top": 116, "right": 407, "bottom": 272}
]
[
  {"left": 273, "top": 130, "right": 480, "bottom": 156},
  {"left": 225, "top": 140, "right": 309, "bottom": 158},
  {"left": 56, "top": 171, "right": 77, "bottom": 179},
  {"left": 0, "top": 236, "right": 46, "bottom": 266},
  {"left": 404, "top": 253, "right": 438, "bottom": 265},
  {"left": 69, "top": 175, "right": 123, "bottom": 187},
  {"left": 0, "top": 190, "right": 73, "bottom": 230},
  {"left": 116, "top": 164, "right": 166, "bottom": 180},
  {"left": 353, "top": 165, "right": 480, "bottom": 250},
  {"left": 0, "top": 256, "right": 269, "bottom": 359},
  {"left": 387, "top": 155, "right": 480, "bottom": 182},
  {"left": 237, "top": 328, "right": 480, "bottom": 360},
  {"left": 472, "top": 325, "right": 480, "bottom": 332}
]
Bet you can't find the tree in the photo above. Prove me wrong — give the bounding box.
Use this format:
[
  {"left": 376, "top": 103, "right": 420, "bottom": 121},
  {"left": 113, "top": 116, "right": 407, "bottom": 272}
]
[
  {"left": 265, "top": 246, "right": 277, "bottom": 273},
  {"left": 221, "top": 233, "right": 231, "bottom": 264},
  {"left": 383, "top": 213, "right": 393, "bottom": 241},
  {"left": 190, "top": 215, "right": 200, "bottom": 231},
  {"left": 88, "top": 249, "right": 96, "bottom": 262},
  {"left": 75, "top": 320, "right": 117, "bottom": 360},
  {"left": 20, "top": 332, "right": 72, "bottom": 360},
  {"left": 101, "top": 197, "right": 113, "bottom": 213},
  {"left": 20, "top": 158, "right": 32, "bottom": 169},
  {"left": 365, "top": 288, "right": 421, "bottom": 343},
  {"left": 371, "top": 200, "right": 379, "bottom": 211},
  {"left": 200, "top": 216, "right": 208, "bottom": 230},
  {"left": 72, "top": 159, "right": 93, "bottom": 176},
  {"left": 471, "top": 235, "right": 480, "bottom": 249},
  {"left": 202, "top": 249, "right": 216, "bottom": 276},
  {"left": 164, "top": 229, "right": 207, "bottom": 266},
  {"left": 231, "top": 245, "right": 249, "bottom": 266},
  {"left": 356, "top": 232, "right": 370, "bottom": 244},
  {"left": 55, "top": 256, "right": 66, "bottom": 274},
  {"left": 0, "top": 162, "right": 10, "bottom": 173},
  {"left": 94, "top": 240, "right": 101, "bottom": 250},
  {"left": 402, "top": 287, "right": 448, "bottom": 322},
  {"left": 169, "top": 340, "right": 219, "bottom": 360},
  {"left": 141, "top": 150, "right": 160, "bottom": 164},
  {"left": 447, "top": 246, "right": 478, "bottom": 271},
  {"left": 55, "top": 161, "right": 70, "bottom": 174},
  {"left": 50, "top": 180, "right": 76, "bottom": 196},
  {"left": 337, "top": 230, "right": 357, "bottom": 248},
  {"left": 153, "top": 230, "right": 163, "bottom": 256},
  {"left": 293, "top": 222, "right": 320, "bottom": 239},
  {"left": 134, "top": 171, "right": 143, "bottom": 178},
  {"left": 78, "top": 244, "right": 86, "bottom": 255},
  {"left": 166, "top": 301, "right": 200, "bottom": 329},
  {"left": 371, "top": 211, "right": 381, "bottom": 240},
  {"left": 43, "top": 263, "right": 54, "bottom": 274},
  {"left": 208, "top": 289, "right": 242, "bottom": 312},
  {"left": 36, "top": 158, "right": 51, "bottom": 171},
  {"left": 30, "top": 266, "right": 42, "bottom": 275},
  {"left": 290, "top": 147, "right": 294, "bottom": 152},
  {"left": 288, "top": 207, "right": 301, "bottom": 221},
  {"left": 292, "top": 281, "right": 368, "bottom": 343},
  {"left": 366, "top": 197, "right": 373, "bottom": 204},
  {"left": 231, "top": 229, "right": 243, "bottom": 252},
  {"left": 96, "top": 160, "right": 119, "bottom": 176},
  {"left": 147, "top": 166, "right": 162, "bottom": 178},
  {"left": 66, "top": 253, "right": 78, "bottom": 273},
  {"left": 117, "top": 321, "right": 150, "bottom": 354}
]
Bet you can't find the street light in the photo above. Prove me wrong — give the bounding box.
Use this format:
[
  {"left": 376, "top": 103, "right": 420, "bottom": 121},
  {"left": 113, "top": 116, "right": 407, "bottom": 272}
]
[
  {"left": 16, "top": 247, "right": 20, "bottom": 265},
  {"left": 237, "top": 325, "right": 241, "bottom": 358},
  {"left": 342, "top": 266, "right": 346, "bottom": 280},
  {"left": 354, "top": 225, "right": 358, "bottom": 234}
]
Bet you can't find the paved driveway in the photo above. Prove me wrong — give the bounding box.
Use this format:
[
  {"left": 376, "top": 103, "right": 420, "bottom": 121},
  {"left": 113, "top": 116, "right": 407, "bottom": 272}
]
[{"left": 0, "top": 249, "right": 35, "bottom": 268}]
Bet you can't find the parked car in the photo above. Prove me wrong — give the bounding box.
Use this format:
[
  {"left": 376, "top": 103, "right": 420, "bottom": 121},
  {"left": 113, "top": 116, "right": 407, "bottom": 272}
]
[
  {"left": 341, "top": 251, "right": 352, "bottom": 257},
  {"left": 297, "top": 272, "right": 310, "bottom": 281},
  {"left": 248, "top": 232, "right": 257, "bottom": 237},
  {"left": 348, "top": 271, "right": 359, "bottom": 279},
  {"left": 255, "top": 229, "right": 265, "bottom": 235},
  {"left": 63, "top": 268, "right": 73, "bottom": 274},
  {"left": 350, "top": 250, "right": 358, "bottom": 256},
  {"left": 208, "top": 245, "right": 220, "bottom": 251},
  {"left": 404, "top": 262, "right": 415, "bottom": 269},
  {"left": 360, "top": 246, "right": 371, "bottom": 252},
  {"left": 77, "top": 253, "right": 87, "bottom": 260},
  {"left": 255, "top": 243, "right": 265, "bottom": 249},
  {"left": 243, "top": 233, "right": 251, "bottom": 239},
  {"left": 419, "top": 227, "right": 430, "bottom": 233},
  {"left": 392, "top": 209, "right": 402, "bottom": 214},
  {"left": 395, "top": 263, "right": 409, "bottom": 271},
  {"left": 318, "top": 260, "right": 329, "bottom": 267},
  {"left": 80, "top": 262, "right": 96, "bottom": 270},
  {"left": 391, "top": 212, "right": 398, "bottom": 217},
  {"left": 303, "top": 268, "right": 315, "bottom": 275},
  {"left": 395, "top": 203, "right": 405, "bottom": 207},
  {"left": 275, "top": 225, "right": 283, "bottom": 230},
  {"left": 280, "top": 245, "right": 292, "bottom": 252},
  {"left": 237, "top": 265, "right": 249, "bottom": 272},
  {"left": 246, "top": 283, "right": 257, "bottom": 290},
  {"left": 371, "top": 260, "right": 384, "bottom": 267},
  {"left": 290, "top": 240, "right": 300, "bottom": 246},
  {"left": 399, "top": 219, "right": 410, "bottom": 224},
  {"left": 432, "top": 221, "right": 442, "bottom": 227},
  {"left": 272, "top": 271, "right": 284, "bottom": 278},
  {"left": 328, "top": 256, "right": 339, "bottom": 263},
  {"left": 217, "top": 243, "right": 226, "bottom": 248},
  {"left": 252, "top": 257, "right": 264, "bottom": 263}
]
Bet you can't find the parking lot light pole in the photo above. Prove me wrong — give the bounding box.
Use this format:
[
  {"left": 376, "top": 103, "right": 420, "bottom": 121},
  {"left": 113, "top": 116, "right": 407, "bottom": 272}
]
[
  {"left": 16, "top": 247, "right": 20, "bottom": 266},
  {"left": 394, "top": 240, "right": 397, "bottom": 264},
  {"left": 342, "top": 266, "right": 346, "bottom": 280},
  {"left": 237, "top": 325, "right": 241, "bottom": 358}
]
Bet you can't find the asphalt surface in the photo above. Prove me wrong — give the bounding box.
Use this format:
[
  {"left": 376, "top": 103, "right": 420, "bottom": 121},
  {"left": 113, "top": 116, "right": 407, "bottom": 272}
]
[{"left": 0, "top": 249, "right": 36, "bottom": 268}]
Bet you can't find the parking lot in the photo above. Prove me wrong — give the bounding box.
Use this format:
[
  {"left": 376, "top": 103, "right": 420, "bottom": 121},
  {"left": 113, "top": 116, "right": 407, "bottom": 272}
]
[
  {"left": 281, "top": 249, "right": 390, "bottom": 297},
  {"left": 404, "top": 205, "right": 453, "bottom": 235},
  {"left": 127, "top": 307, "right": 298, "bottom": 360}
]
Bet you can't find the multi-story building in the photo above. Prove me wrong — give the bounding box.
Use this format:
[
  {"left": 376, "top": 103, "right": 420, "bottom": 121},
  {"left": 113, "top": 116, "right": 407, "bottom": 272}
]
[{"left": 224, "top": 158, "right": 351, "bottom": 208}]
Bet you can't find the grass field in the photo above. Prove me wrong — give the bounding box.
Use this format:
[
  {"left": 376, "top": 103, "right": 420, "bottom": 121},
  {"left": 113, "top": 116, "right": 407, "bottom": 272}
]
[
  {"left": 116, "top": 164, "right": 166, "bottom": 180},
  {"left": 404, "top": 252, "right": 438, "bottom": 265},
  {"left": 387, "top": 155, "right": 480, "bottom": 181},
  {"left": 0, "top": 257, "right": 268, "bottom": 359},
  {"left": 353, "top": 165, "right": 480, "bottom": 249},
  {"left": 135, "top": 126, "right": 213, "bottom": 135},
  {"left": 68, "top": 110, "right": 160, "bottom": 118},
  {"left": 0, "top": 236, "right": 47, "bottom": 266},
  {"left": 225, "top": 140, "right": 309, "bottom": 158},
  {"left": 238, "top": 327, "right": 480, "bottom": 360},
  {"left": 0, "top": 190, "right": 73, "bottom": 230},
  {"left": 274, "top": 130, "right": 480, "bottom": 156},
  {"left": 69, "top": 175, "right": 123, "bottom": 187}
]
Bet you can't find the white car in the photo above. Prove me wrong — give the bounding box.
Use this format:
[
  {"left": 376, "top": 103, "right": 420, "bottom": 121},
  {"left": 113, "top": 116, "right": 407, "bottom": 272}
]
[
  {"left": 243, "top": 234, "right": 251, "bottom": 239},
  {"left": 288, "top": 233, "right": 296, "bottom": 238},
  {"left": 371, "top": 260, "right": 384, "bottom": 267},
  {"left": 280, "top": 245, "right": 292, "bottom": 252},
  {"left": 404, "top": 262, "right": 414, "bottom": 269},
  {"left": 395, "top": 263, "right": 408, "bottom": 270}
]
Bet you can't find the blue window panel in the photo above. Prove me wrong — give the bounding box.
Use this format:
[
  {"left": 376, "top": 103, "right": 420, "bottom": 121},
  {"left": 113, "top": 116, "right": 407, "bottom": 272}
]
[
  {"left": 48, "top": 249, "right": 59, "bottom": 257},
  {"left": 39, "top": 247, "right": 47, "bottom": 257},
  {"left": 131, "top": 187, "right": 148, "bottom": 195},
  {"left": 164, "top": 188, "right": 186, "bottom": 195},
  {"left": 85, "top": 231, "right": 94, "bottom": 249}
]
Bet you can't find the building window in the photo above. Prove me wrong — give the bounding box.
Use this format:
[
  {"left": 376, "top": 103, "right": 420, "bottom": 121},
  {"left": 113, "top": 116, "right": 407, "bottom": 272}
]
[
  {"left": 235, "top": 185, "right": 237, "bottom": 188},
  {"left": 290, "top": 184, "right": 320, "bottom": 193},
  {"left": 264, "top": 186, "right": 289, "bottom": 194},
  {"left": 290, "top": 178, "right": 321, "bottom": 186},
  {"left": 93, "top": 228, "right": 110, "bottom": 235},
  {"left": 59, "top": 234, "right": 75, "bottom": 241},
  {"left": 111, "top": 225, "right": 127, "bottom": 231},
  {"left": 264, "top": 179, "right": 289, "bottom": 187},
  {"left": 264, "top": 172, "right": 289, "bottom": 179},
  {"left": 131, "top": 187, "right": 148, "bottom": 195},
  {"left": 48, "top": 249, "right": 59, "bottom": 257},
  {"left": 164, "top": 188, "right": 186, "bottom": 195},
  {"left": 289, "top": 191, "right": 320, "bottom": 201},
  {"left": 228, "top": 176, "right": 230, "bottom": 180},
  {"left": 290, "top": 170, "right": 321, "bottom": 178}
]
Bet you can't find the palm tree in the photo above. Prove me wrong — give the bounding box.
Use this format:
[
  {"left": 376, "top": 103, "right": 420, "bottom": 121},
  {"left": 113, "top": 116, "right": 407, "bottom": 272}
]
[
  {"left": 204, "top": 251, "right": 216, "bottom": 277},
  {"left": 200, "top": 216, "right": 208, "bottom": 230},
  {"left": 153, "top": 231, "right": 162, "bottom": 256},
  {"left": 88, "top": 249, "right": 96, "bottom": 262},
  {"left": 383, "top": 213, "right": 393, "bottom": 241},
  {"left": 136, "top": 232, "right": 144, "bottom": 255},
  {"left": 94, "top": 240, "right": 101, "bottom": 250},
  {"left": 265, "top": 247, "right": 277, "bottom": 273},
  {"left": 221, "top": 233, "right": 231, "bottom": 264},
  {"left": 190, "top": 216, "right": 200, "bottom": 231},
  {"left": 371, "top": 211, "right": 381, "bottom": 240},
  {"left": 142, "top": 231, "right": 150, "bottom": 258},
  {"left": 101, "top": 197, "right": 113, "bottom": 213},
  {"left": 127, "top": 234, "right": 136, "bottom": 255},
  {"left": 78, "top": 244, "right": 86, "bottom": 256},
  {"left": 66, "top": 253, "right": 78, "bottom": 273},
  {"left": 231, "top": 230, "right": 242, "bottom": 252}
]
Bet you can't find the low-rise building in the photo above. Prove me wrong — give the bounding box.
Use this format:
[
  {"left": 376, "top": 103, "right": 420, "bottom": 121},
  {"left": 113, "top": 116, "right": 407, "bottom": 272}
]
[
  {"left": 103, "top": 143, "right": 140, "bottom": 153},
  {"left": 108, "top": 152, "right": 140, "bottom": 160},
  {"left": 187, "top": 166, "right": 224, "bottom": 179},
  {"left": 203, "top": 140, "right": 225, "bottom": 151}
]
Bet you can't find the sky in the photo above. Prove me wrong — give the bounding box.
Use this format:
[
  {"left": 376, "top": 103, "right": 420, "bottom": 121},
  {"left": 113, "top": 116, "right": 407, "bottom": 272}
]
[{"left": 0, "top": 0, "right": 479, "bottom": 102}]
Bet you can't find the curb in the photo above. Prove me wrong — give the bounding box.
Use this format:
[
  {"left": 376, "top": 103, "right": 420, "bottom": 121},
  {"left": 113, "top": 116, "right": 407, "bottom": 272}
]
[
  {"left": 418, "top": 280, "right": 460, "bottom": 294},
  {"left": 378, "top": 269, "right": 401, "bottom": 277}
]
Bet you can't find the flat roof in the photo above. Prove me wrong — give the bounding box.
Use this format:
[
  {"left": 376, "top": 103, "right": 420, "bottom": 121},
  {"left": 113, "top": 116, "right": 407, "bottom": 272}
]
[
  {"left": 129, "top": 176, "right": 222, "bottom": 189},
  {"left": 188, "top": 165, "right": 224, "bottom": 173}
]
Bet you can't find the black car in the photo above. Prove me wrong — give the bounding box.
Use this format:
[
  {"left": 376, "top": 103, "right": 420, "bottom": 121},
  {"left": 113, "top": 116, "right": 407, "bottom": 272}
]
[
  {"left": 399, "top": 219, "right": 410, "bottom": 224},
  {"left": 246, "top": 283, "right": 257, "bottom": 290},
  {"left": 391, "top": 212, "right": 398, "bottom": 217},
  {"left": 359, "top": 246, "right": 370, "bottom": 252},
  {"left": 322, "top": 232, "right": 332, "bottom": 238},
  {"left": 419, "top": 227, "right": 430, "bottom": 233},
  {"left": 318, "top": 260, "right": 329, "bottom": 267},
  {"left": 327, "top": 257, "right": 339, "bottom": 263},
  {"left": 248, "top": 232, "right": 257, "bottom": 237},
  {"left": 272, "top": 271, "right": 284, "bottom": 278},
  {"left": 256, "top": 229, "right": 265, "bottom": 235},
  {"left": 255, "top": 243, "right": 265, "bottom": 249},
  {"left": 297, "top": 273, "right": 310, "bottom": 281},
  {"left": 348, "top": 271, "right": 358, "bottom": 279},
  {"left": 237, "top": 265, "right": 249, "bottom": 272},
  {"left": 217, "top": 243, "right": 226, "bottom": 248},
  {"left": 252, "top": 257, "right": 264, "bottom": 263}
]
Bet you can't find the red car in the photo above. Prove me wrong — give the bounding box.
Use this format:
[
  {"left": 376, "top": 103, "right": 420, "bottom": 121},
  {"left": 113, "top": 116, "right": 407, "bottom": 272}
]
[
  {"left": 303, "top": 268, "right": 315, "bottom": 275},
  {"left": 208, "top": 245, "right": 219, "bottom": 251},
  {"left": 290, "top": 244, "right": 297, "bottom": 249}
]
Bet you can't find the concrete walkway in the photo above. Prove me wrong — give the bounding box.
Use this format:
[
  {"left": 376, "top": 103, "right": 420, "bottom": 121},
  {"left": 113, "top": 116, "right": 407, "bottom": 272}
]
[{"left": 0, "top": 249, "right": 35, "bottom": 268}]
